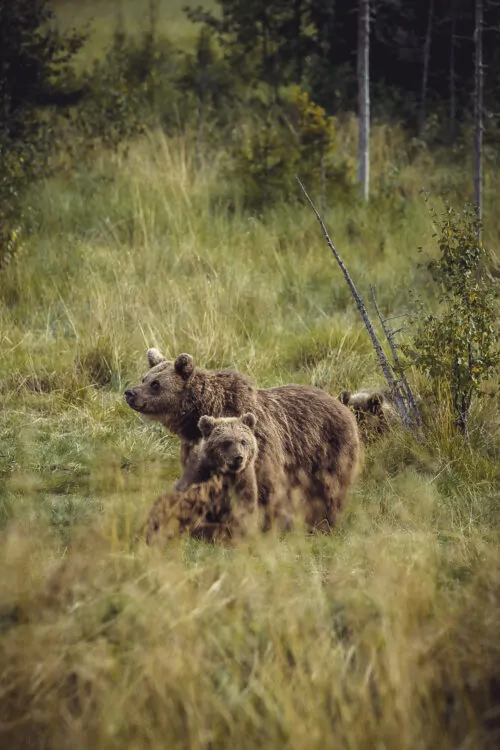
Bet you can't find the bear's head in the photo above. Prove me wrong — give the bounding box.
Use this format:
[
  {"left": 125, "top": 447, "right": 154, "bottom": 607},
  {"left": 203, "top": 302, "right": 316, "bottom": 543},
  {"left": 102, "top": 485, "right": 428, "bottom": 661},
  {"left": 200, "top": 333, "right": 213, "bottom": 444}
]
[
  {"left": 339, "top": 389, "right": 397, "bottom": 439},
  {"left": 176, "top": 412, "right": 258, "bottom": 491},
  {"left": 339, "top": 390, "right": 384, "bottom": 416},
  {"left": 124, "top": 348, "right": 195, "bottom": 420}
]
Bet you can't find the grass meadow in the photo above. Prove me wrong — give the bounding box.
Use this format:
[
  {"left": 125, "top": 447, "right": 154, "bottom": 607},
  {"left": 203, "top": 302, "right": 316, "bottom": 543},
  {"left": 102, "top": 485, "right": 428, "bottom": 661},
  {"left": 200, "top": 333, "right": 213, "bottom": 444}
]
[{"left": 0, "top": 2, "right": 499, "bottom": 747}]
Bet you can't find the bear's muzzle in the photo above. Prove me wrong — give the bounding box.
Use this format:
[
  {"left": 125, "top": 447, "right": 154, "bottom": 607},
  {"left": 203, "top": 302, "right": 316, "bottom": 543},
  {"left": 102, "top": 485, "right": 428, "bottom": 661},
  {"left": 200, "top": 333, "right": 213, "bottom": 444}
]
[
  {"left": 125, "top": 388, "right": 138, "bottom": 408},
  {"left": 229, "top": 455, "right": 244, "bottom": 472}
]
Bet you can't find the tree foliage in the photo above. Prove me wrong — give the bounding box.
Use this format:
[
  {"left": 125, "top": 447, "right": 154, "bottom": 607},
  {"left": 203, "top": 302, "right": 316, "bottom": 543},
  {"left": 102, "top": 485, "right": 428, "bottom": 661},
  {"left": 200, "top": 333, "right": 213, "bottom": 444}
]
[
  {"left": 405, "top": 203, "right": 499, "bottom": 432},
  {"left": 0, "top": 0, "right": 85, "bottom": 270},
  {"left": 185, "top": 0, "right": 500, "bottom": 132},
  {"left": 185, "top": 0, "right": 318, "bottom": 93},
  {"left": 232, "top": 87, "right": 338, "bottom": 209}
]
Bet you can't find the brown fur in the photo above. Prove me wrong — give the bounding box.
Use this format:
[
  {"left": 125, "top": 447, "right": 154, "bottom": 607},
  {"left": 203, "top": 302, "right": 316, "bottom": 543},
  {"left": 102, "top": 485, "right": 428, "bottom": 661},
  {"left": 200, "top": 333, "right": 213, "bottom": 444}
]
[
  {"left": 339, "top": 389, "right": 399, "bottom": 441},
  {"left": 145, "top": 477, "right": 233, "bottom": 546},
  {"left": 176, "top": 413, "right": 259, "bottom": 534},
  {"left": 126, "top": 349, "right": 361, "bottom": 531}
]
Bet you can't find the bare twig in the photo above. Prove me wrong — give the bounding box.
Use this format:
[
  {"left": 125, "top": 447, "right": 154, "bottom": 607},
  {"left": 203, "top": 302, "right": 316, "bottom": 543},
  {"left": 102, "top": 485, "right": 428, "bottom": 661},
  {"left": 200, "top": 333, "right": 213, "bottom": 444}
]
[
  {"left": 371, "top": 285, "right": 422, "bottom": 425},
  {"left": 296, "top": 177, "right": 416, "bottom": 429},
  {"left": 370, "top": 285, "right": 402, "bottom": 365},
  {"left": 383, "top": 314, "right": 409, "bottom": 322}
]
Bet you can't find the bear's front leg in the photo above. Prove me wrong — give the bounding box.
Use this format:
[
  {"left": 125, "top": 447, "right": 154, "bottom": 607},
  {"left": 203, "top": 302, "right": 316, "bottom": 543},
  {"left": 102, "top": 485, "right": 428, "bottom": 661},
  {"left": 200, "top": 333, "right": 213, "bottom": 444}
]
[
  {"left": 232, "top": 470, "right": 260, "bottom": 537},
  {"left": 179, "top": 440, "right": 199, "bottom": 468}
]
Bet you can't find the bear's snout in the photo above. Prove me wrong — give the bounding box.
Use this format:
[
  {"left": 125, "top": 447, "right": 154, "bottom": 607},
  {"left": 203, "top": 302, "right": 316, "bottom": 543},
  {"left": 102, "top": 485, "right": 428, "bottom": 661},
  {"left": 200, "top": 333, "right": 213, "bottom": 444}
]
[
  {"left": 125, "top": 388, "right": 136, "bottom": 405},
  {"left": 230, "top": 454, "right": 244, "bottom": 471}
]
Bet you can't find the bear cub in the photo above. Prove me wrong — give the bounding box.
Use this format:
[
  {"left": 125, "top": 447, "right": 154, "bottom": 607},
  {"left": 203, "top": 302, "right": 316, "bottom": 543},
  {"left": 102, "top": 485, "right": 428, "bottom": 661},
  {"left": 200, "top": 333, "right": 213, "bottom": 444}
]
[
  {"left": 176, "top": 412, "right": 259, "bottom": 536},
  {"left": 339, "top": 389, "right": 399, "bottom": 440},
  {"left": 176, "top": 412, "right": 259, "bottom": 533}
]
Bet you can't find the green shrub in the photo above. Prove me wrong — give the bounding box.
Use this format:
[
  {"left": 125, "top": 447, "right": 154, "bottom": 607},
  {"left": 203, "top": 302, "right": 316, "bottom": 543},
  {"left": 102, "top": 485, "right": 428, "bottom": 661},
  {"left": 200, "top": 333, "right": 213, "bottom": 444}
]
[
  {"left": 231, "top": 87, "right": 345, "bottom": 209},
  {"left": 404, "top": 202, "right": 499, "bottom": 433}
]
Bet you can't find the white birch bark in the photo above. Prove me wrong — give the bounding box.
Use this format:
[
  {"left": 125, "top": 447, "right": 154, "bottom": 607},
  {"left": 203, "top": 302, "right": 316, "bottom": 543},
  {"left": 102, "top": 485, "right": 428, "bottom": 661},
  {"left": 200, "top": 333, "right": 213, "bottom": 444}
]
[
  {"left": 449, "top": 0, "right": 457, "bottom": 139},
  {"left": 474, "top": 0, "right": 484, "bottom": 237},
  {"left": 357, "top": 0, "right": 370, "bottom": 201},
  {"left": 419, "top": 0, "right": 434, "bottom": 132}
]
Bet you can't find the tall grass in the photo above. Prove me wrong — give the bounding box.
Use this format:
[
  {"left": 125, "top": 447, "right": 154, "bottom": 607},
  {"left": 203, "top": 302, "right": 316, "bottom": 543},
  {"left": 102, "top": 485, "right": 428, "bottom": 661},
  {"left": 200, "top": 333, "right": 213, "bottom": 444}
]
[
  {"left": 0, "top": 519, "right": 499, "bottom": 749},
  {"left": 0, "top": 110, "right": 499, "bottom": 746}
]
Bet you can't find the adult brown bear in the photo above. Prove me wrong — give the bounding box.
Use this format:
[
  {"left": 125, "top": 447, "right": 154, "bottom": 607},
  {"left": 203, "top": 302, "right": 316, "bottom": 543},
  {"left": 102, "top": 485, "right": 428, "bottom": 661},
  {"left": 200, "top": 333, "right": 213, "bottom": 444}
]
[{"left": 126, "top": 349, "right": 361, "bottom": 531}]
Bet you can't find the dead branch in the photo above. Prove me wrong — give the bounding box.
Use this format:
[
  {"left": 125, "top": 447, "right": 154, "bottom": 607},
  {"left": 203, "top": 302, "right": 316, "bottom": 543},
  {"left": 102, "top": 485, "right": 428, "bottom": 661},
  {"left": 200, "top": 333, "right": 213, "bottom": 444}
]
[
  {"left": 370, "top": 285, "right": 422, "bottom": 425},
  {"left": 296, "top": 177, "right": 416, "bottom": 430},
  {"left": 383, "top": 314, "right": 409, "bottom": 322}
]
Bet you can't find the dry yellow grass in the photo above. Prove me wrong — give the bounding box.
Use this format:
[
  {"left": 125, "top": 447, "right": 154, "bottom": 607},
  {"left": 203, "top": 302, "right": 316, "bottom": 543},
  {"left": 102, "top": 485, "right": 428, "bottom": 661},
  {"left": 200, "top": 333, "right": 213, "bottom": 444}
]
[{"left": 0, "top": 516, "right": 499, "bottom": 749}]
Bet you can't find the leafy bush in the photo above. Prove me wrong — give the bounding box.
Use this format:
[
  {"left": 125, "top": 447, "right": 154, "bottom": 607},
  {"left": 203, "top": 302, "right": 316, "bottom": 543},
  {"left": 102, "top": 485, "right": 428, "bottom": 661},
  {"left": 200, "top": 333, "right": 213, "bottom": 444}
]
[
  {"left": 405, "top": 203, "right": 499, "bottom": 433},
  {"left": 232, "top": 87, "right": 343, "bottom": 209}
]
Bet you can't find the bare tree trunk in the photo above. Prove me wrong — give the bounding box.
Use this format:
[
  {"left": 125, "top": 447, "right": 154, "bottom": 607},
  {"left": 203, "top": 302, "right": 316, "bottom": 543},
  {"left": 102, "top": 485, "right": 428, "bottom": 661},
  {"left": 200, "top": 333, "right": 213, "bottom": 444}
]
[
  {"left": 357, "top": 0, "right": 370, "bottom": 201},
  {"left": 320, "top": 152, "right": 326, "bottom": 219},
  {"left": 149, "top": 0, "right": 159, "bottom": 41},
  {"left": 474, "top": 0, "right": 484, "bottom": 239},
  {"left": 116, "top": 0, "right": 124, "bottom": 35},
  {"left": 449, "top": 0, "right": 457, "bottom": 139},
  {"left": 370, "top": 286, "right": 421, "bottom": 426},
  {"left": 293, "top": 0, "right": 303, "bottom": 82},
  {"left": 419, "top": 0, "right": 434, "bottom": 133}
]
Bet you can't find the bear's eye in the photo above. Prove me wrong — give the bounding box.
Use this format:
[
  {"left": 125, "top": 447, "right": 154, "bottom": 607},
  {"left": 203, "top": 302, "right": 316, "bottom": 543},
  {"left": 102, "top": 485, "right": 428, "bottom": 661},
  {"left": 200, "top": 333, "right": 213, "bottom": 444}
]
[
  {"left": 150, "top": 379, "right": 160, "bottom": 392},
  {"left": 221, "top": 440, "right": 233, "bottom": 450},
  {"left": 240, "top": 439, "right": 247, "bottom": 448}
]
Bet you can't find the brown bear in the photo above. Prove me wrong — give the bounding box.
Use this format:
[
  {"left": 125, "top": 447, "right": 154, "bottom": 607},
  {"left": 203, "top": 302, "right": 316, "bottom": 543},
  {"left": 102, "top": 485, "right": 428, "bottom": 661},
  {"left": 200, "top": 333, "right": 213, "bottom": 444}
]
[
  {"left": 339, "top": 389, "right": 399, "bottom": 440},
  {"left": 176, "top": 412, "right": 259, "bottom": 535},
  {"left": 126, "top": 349, "right": 361, "bottom": 531},
  {"left": 145, "top": 477, "right": 233, "bottom": 546}
]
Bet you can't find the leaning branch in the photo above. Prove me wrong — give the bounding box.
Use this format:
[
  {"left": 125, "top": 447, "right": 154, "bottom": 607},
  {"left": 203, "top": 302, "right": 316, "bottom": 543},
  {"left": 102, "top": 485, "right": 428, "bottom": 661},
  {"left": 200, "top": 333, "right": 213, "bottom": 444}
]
[
  {"left": 370, "top": 285, "right": 421, "bottom": 425},
  {"left": 296, "top": 177, "right": 414, "bottom": 428}
]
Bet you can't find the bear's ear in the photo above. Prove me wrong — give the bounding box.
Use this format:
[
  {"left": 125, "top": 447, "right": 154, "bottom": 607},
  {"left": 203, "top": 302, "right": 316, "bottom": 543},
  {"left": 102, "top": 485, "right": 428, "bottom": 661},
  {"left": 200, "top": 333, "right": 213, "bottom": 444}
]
[
  {"left": 147, "top": 348, "right": 166, "bottom": 368},
  {"left": 198, "top": 415, "right": 216, "bottom": 438},
  {"left": 367, "top": 394, "right": 383, "bottom": 414},
  {"left": 241, "top": 412, "right": 257, "bottom": 430},
  {"left": 339, "top": 390, "right": 351, "bottom": 406},
  {"left": 175, "top": 353, "right": 194, "bottom": 380}
]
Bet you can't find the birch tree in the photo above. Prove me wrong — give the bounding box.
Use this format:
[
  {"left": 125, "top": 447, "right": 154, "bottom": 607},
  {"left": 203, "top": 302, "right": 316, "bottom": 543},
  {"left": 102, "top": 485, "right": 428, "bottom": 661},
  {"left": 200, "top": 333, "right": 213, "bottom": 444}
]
[
  {"left": 449, "top": 0, "right": 457, "bottom": 139},
  {"left": 419, "top": 0, "right": 434, "bottom": 132},
  {"left": 357, "top": 0, "right": 370, "bottom": 201},
  {"left": 473, "top": 0, "right": 484, "bottom": 239}
]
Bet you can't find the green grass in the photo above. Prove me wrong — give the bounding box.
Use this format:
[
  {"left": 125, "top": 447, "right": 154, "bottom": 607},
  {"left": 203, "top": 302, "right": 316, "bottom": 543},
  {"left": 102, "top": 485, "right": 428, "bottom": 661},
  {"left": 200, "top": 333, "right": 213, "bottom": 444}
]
[{"left": 0, "top": 104, "right": 499, "bottom": 747}]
